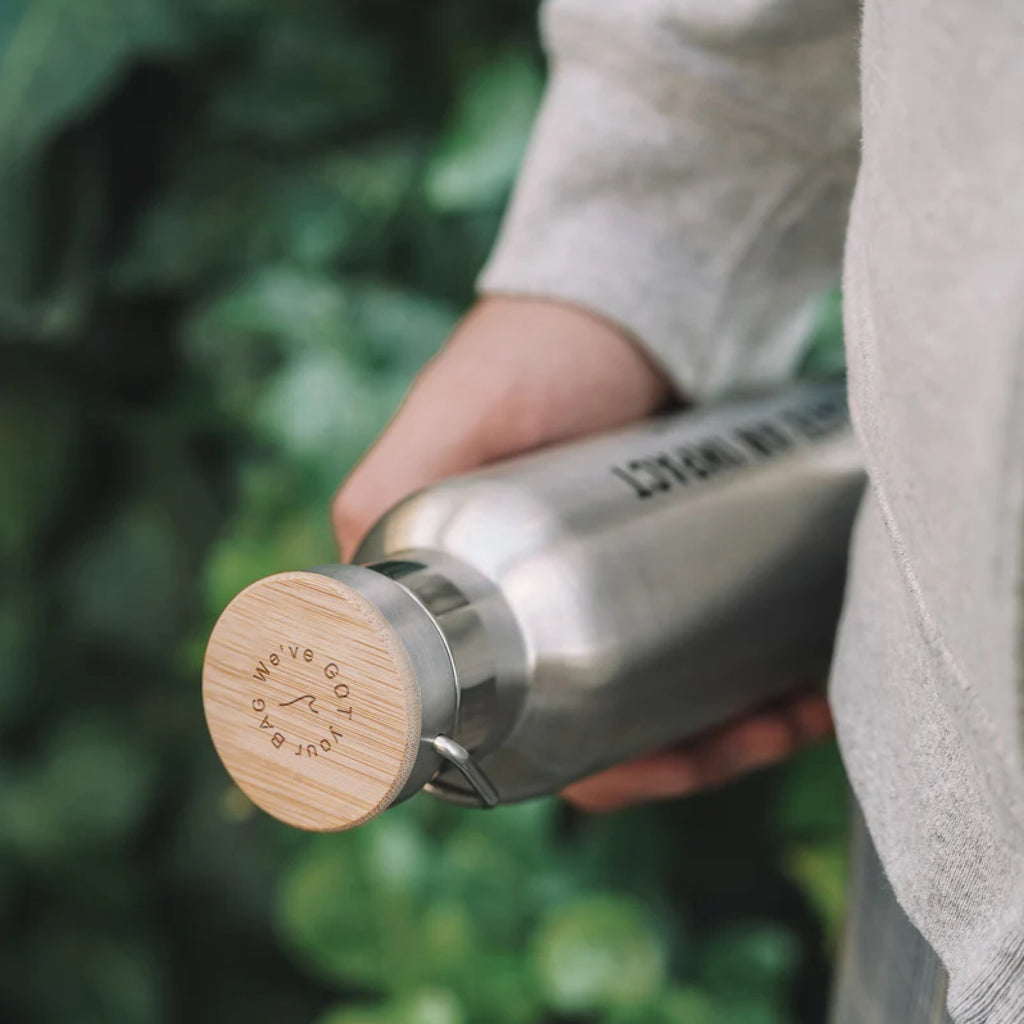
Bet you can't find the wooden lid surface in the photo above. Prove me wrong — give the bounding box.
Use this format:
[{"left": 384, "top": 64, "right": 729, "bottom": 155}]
[{"left": 203, "top": 571, "right": 422, "bottom": 831}]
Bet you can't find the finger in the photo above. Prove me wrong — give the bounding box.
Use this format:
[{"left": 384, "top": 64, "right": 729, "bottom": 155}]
[
  {"left": 785, "top": 690, "right": 834, "bottom": 743},
  {"left": 683, "top": 710, "right": 803, "bottom": 788},
  {"left": 561, "top": 715, "right": 794, "bottom": 813},
  {"left": 561, "top": 749, "right": 704, "bottom": 812},
  {"left": 561, "top": 689, "right": 834, "bottom": 813}
]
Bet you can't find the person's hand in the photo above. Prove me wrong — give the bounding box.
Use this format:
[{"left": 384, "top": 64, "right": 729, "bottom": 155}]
[
  {"left": 559, "top": 689, "right": 832, "bottom": 811},
  {"left": 331, "top": 296, "right": 834, "bottom": 812}
]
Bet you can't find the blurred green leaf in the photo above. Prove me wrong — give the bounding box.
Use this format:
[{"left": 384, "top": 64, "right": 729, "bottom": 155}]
[
  {"left": 530, "top": 893, "right": 667, "bottom": 1016},
  {"left": 115, "top": 141, "right": 418, "bottom": 291},
  {"left": 800, "top": 289, "right": 845, "bottom": 376},
  {"left": 0, "top": 717, "right": 155, "bottom": 860},
  {"left": 773, "top": 741, "right": 848, "bottom": 840},
  {"left": 186, "top": 267, "right": 455, "bottom": 370},
  {"left": 206, "top": 3, "right": 393, "bottom": 146},
  {"left": 772, "top": 742, "right": 848, "bottom": 944},
  {"left": 278, "top": 802, "right": 564, "bottom": 1024},
  {"left": 23, "top": 917, "right": 165, "bottom": 1024},
  {"left": 277, "top": 826, "right": 425, "bottom": 992},
  {"left": 178, "top": 0, "right": 277, "bottom": 35},
  {"left": 203, "top": 485, "right": 335, "bottom": 617},
  {"left": 61, "top": 499, "right": 191, "bottom": 652},
  {"left": 113, "top": 145, "right": 277, "bottom": 292},
  {"left": 315, "top": 989, "right": 466, "bottom": 1024},
  {"left": 653, "top": 986, "right": 718, "bottom": 1024},
  {"left": 185, "top": 265, "right": 351, "bottom": 362},
  {"left": 783, "top": 840, "right": 848, "bottom": 945},
  {"left": 314, "top": 1007, "right": 393, "bottom": 1024},
  {"left": 425, "top": 51, "right": 542, "bottom": 212},
  {"left": 0, "top": 592, "right": 35, "bottom": 721},
  {"left": 0, "top": 381, "right": 75, "bottom": 566},
  {"left": 0, "top": 0, "right": 184, "bottom": 170},
  {"left": 712, "top": 1002, "right": 790, "bottom": 1024},
  {"left": 607, "top": 985, "right": 717, "bottom": 1024},
  {"left": 0, "top": 141, "right": 102, "bottom": 341},
  {"left": 257, "top": 348, "right": 383, "bottom": 458},
  {"left": 342, "top": 281, "right": 458, "bottom": 375},
  {"left": 572, "top": 805, "right": 674, "bottom": 902},
  {"left": 0, "top": 0, "right": 180, "bottom": 328},
  {"left": 698, "top": 922, "right": 799, "bottom": 1004},
  {"left": 184, "top": 269, "right": 455, "bottom": 461},
  {"left": 440, "top": 948, "right": 540, "bottom": 1024},
  {"left": 417, "top": 898, "right": 475, "bottom": 975}
]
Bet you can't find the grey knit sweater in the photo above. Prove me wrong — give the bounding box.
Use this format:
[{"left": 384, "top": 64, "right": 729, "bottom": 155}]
[{"left": 478, "top": 2, "right": 1024, "bottom": 1020}]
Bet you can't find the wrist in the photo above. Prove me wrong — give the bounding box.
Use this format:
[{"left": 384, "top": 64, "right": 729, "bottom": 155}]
[{"left": 444, "top": 295, "right": 672, "bottom": 459}]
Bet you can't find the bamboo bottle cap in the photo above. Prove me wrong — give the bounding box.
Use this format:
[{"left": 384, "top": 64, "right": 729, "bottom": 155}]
[{"left": 203, "top": 569, "right": 444, "bottom": 831}]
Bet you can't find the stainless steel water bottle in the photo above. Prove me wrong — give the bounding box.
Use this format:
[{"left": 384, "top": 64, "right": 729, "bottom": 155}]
[{"left": 203, "top": 377, "right": 865, "bottom": 831}]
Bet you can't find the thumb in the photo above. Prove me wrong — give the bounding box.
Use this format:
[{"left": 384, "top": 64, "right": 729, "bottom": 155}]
[
  {"left": 330, "top": 372, "right": 490, "bottom": 562},
  {"left": 331, "top": 297, "right": 670, "bottom": 561}
]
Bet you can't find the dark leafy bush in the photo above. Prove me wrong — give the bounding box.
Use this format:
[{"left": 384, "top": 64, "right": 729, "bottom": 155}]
[{"left": 0, "top": 2, "right": 847, "bottom": 1021}]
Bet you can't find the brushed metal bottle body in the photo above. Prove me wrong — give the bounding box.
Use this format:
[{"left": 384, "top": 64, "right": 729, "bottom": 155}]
[{"left": 339, "top": 377, "right": 865, "bottom": 808}]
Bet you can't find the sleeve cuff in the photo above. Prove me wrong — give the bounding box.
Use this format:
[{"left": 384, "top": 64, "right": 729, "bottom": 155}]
[{"left": 478, "top": 58, "right": 856, "bottom": 400}]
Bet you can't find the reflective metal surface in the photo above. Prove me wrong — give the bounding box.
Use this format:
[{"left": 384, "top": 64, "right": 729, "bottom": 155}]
[
  {"left": 355, "top": 378, "right": 866, "bottom": 806},
  {"left": 309, "top": 562, "right": 460, "bottom": 801}
]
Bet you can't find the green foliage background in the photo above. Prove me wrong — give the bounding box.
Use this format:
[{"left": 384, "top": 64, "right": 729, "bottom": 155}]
[{"left": 0, "top": 2, "right": 848, "bottom": 1022}]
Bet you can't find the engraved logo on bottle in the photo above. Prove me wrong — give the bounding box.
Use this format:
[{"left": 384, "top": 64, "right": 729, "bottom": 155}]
[
  {"left": 249, "top": 642, "right": 354, "bottom": 760},
  {"left": 609, "top": 391, "right": 847, "bottom": 500}
]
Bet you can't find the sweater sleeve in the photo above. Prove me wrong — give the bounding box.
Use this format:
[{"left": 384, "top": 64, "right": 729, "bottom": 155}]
[{"left": 477, "top": 0, "right": 861, "bottom": 400}]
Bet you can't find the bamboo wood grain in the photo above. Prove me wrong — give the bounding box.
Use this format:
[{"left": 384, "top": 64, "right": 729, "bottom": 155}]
[{"left": 202, "top": 572, "right": 421, "bottom": 831}]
